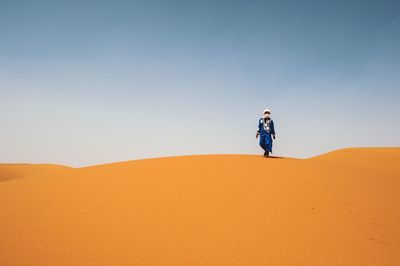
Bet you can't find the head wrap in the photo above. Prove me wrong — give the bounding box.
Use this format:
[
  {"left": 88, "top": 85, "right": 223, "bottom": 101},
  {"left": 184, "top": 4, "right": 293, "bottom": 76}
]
[{"left": 263, "top": 108, "right": 271, "bottom": 114}]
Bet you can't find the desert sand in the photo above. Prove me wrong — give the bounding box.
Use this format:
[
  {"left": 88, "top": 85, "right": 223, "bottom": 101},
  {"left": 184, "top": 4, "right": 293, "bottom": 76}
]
[{"left": 0, "top": 147, "right": 399, "bottom": 265}]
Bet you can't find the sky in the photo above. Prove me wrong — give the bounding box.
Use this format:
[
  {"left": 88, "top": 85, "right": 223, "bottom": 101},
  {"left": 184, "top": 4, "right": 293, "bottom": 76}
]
[{"left": 0, "top": 0, "right": 399, "bottom": 167}]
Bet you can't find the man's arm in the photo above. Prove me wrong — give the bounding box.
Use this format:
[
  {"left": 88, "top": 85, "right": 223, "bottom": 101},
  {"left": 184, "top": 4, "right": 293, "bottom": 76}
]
[
  {"left": 256, "top": 119, "right": 261, "bottom": 138},
  {"left": 271, "top": 120, "right": 276, "bottom": 139}
]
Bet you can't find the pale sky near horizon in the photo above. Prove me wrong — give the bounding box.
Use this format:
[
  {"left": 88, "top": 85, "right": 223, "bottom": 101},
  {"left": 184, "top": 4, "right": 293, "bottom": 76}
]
[{"left": 1, "top": 0, "right": 399, "bottom": 167}]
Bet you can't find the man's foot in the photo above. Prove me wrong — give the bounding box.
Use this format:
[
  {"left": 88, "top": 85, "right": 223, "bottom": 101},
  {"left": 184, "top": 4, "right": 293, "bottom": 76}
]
[{"left": 264, "top": 151, "right": 269, "bottom": 157}]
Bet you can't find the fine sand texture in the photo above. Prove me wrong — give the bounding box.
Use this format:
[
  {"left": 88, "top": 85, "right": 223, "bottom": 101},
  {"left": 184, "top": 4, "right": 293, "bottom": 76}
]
[{"left": 0, "top": 147, "right": 399, "bottom": 265}]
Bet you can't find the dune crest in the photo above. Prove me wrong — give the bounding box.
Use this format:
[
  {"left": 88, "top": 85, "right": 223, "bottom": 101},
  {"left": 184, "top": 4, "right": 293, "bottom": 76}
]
[
  {"left": 0, "top": 163, "right": 75, "bottom": 182},
  {"left": 0, "top": 147, "right": 399, "bottom": 265}
]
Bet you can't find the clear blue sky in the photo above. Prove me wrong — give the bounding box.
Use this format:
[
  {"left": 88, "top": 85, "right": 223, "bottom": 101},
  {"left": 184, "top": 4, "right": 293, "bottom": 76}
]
[{"left": 1, "top": 0, "right": 399, "bottom": 167}]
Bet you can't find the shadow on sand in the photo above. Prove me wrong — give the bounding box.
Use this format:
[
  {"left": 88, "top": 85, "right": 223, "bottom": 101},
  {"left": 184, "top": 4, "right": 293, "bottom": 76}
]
[{"left": 264, "top": 155, "right": 284, "bottom": 159}]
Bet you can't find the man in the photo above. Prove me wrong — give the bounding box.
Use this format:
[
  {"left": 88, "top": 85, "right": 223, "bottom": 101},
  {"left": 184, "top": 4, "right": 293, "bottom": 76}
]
[{"left": 256, "top": 108, "right": 276, "bottom": 157}]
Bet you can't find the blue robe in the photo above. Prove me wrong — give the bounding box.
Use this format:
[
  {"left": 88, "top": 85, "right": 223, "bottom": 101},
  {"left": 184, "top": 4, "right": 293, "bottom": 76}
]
[{"left": 257, "top": 118, "right": 275, "bottom": 153}]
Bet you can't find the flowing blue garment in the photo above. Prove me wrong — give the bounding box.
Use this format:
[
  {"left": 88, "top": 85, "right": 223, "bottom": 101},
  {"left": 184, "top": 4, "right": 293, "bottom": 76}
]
[{"left": 257, "top": 118, "right": 275, "bottom": 153}]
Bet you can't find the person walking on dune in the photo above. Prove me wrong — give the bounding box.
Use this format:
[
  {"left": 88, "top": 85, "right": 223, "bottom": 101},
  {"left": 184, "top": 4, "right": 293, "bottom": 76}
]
[{"left": 256, "top": 108, "right": 276, "bottom": 157}]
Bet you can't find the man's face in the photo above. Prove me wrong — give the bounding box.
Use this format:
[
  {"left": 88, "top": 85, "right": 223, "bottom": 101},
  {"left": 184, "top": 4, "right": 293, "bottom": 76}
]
[{"left": 263, "top": 111, "right": 270, "bottom": 118}]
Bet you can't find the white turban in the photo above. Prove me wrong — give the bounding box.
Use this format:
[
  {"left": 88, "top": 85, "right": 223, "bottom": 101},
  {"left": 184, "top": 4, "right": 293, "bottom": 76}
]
[{"left": 263, "top": 108, "right": 271, "bottom": 114}]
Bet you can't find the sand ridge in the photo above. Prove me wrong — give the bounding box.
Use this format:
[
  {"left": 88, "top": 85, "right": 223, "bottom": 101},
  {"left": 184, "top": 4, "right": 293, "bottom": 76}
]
[
  {"left": 0, "top": 147, "right": 399, "bottom": 265},
  {"left": 0, "top": 163, "right": 75, "bottom": 182}
]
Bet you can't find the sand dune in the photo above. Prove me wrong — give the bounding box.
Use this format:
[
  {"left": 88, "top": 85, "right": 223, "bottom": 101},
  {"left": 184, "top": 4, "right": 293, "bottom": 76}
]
[
  {"left": 0, "top": 163, "right": 75, "bottom": 182},
  {"left": 0, "top": 147, "right": 399, "bottom": 265}
]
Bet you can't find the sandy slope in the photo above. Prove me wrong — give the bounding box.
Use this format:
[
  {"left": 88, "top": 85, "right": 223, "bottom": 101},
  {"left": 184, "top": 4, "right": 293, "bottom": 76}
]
[
  {"left": 0, "top": 148, "right": 399, "bottom": 265},
  {"left": 0, "top": 163, "right": 74, "bottom": 182}
]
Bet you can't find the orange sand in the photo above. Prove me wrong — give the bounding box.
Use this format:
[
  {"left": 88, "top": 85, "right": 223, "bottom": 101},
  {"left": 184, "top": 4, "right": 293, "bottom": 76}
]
[{"left": 0, "top": 147, "right": 399, "bottom": 265}]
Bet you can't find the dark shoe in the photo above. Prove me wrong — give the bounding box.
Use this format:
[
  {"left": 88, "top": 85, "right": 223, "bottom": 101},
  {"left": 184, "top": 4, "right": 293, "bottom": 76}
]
[{"left": 264, "top": 151, "right": 269, "bottom": 157}]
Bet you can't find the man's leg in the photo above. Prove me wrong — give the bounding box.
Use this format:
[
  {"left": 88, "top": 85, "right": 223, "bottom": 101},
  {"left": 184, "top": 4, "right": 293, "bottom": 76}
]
[
  {"left": 265, "top": 134, "right": 273, "bottom": 153},
  {"left": 259, "top": 135, "right": 266, "bottom": 152}
]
